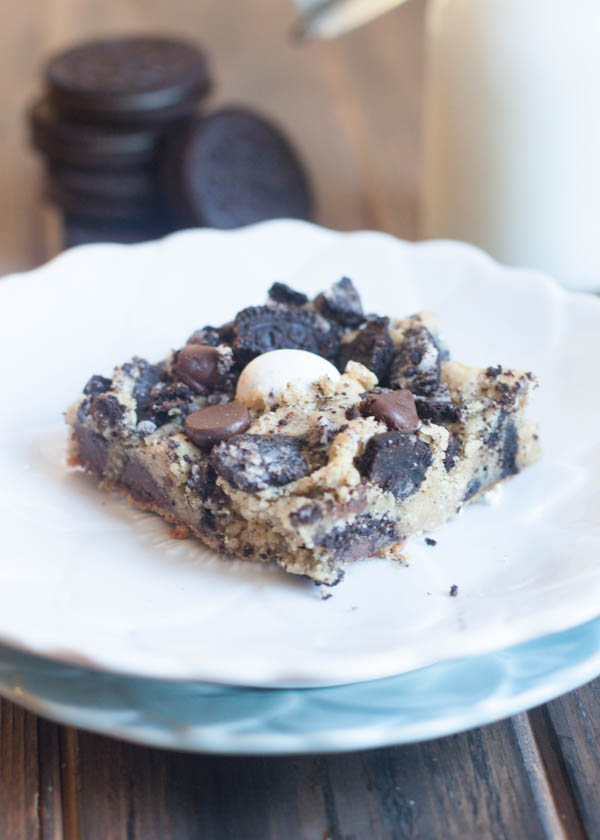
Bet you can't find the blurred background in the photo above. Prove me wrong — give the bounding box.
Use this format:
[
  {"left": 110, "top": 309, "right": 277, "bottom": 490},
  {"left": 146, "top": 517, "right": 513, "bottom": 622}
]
[{"left": 1, "top": 0, "right": 425, "bottom": 275}]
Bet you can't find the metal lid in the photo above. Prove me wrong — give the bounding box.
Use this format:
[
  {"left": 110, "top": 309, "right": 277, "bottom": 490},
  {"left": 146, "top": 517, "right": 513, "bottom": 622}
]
[{"left": 292, "top": 0, "right": 409, "bottom": 40}]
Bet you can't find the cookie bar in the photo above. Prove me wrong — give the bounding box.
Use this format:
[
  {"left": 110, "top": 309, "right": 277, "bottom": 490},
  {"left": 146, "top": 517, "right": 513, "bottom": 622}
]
[{"left": 65, "top": 279, "right": 540, "bottom": 585}]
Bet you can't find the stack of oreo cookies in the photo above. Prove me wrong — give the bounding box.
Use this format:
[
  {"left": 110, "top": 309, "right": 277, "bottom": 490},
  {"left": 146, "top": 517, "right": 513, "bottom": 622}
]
[{"left": 28, "top": 36, "right": 312, "bottom": 247}]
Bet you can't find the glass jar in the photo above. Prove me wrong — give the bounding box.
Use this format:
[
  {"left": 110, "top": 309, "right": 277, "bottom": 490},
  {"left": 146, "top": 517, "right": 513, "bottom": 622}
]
[{"left": 421, "top": 0, "right": 600, "bottom": 290}]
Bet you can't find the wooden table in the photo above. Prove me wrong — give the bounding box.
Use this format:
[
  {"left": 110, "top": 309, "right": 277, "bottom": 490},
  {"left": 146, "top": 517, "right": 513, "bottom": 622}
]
[{"left": 1, "top": 1, "right": 599, "bottom": 837}]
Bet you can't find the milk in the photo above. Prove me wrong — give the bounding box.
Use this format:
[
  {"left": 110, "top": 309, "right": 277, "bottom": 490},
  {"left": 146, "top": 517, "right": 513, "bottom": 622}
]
[{"left": 421, "top": 0, "right": 600, "bottom": 290}]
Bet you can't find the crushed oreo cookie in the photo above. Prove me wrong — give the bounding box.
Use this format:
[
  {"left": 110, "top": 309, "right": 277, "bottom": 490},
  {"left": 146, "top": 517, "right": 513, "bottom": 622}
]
[
  {"left": 211, "top": 433, "right": 308, "bottom": 492},
  {"left": 83, "top": 374, "right": 112, "bottom": 396},
  {"left": 338, "top": 316, "right": 394, "bottom": 381},
  {"left": 414, "top": 385, "right": 460, "bottom": 424},
  {"left": 449, "top": 584, "right": 458, "bottom": 597},
  {"left": 356, "top": 432, "right": 433, "bottom": 501},
  {"left": 186, "top": 459, "right": 217, "bottom": 500},
  {"left": 233, "top": 305, "right": 340, "bottom": 366},
  {"left": 314, "top": 514, "right": 397, "bottom": 561},
  {"left": 444, "top": 434, "right": 461, "bottom": 472},
  {"left": 267, "top": 281, "right": 308, "bottom": 307},
  {"left": 143, "top": 381, "right": 196, "bottom": 425},
  {"left": 389, "top": 325, "right": 442, "bottom": 395},
  {"left": 464, "top": 478, "right": 481, "bottom": 501},
  {"left": 314, "top": 277, "right": 365, "bottom": 328},
  {"left": 90, "top": 393, "right": 126, "bottom": 427}
]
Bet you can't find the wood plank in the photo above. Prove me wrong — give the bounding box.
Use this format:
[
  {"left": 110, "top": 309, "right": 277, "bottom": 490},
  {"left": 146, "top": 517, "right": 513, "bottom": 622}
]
[
  {"left": 529, "top": 678, "right": 600, "bottom": 839},
  {"left": 67, "top": 715, "right": 563, "bottom": 840},
  {"left": 0, "top": 700, "right": 40, "bottom": 840}
]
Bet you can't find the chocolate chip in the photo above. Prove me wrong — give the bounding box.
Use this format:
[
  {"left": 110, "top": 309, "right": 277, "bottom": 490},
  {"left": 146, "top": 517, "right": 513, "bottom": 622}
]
[
  {"left": 233, "top": 305, "right": 340, "bottom": 366},
  {"left": 390, "top": 325, "right": 442, "bottom": 395},
  {"left": 356, "top": 432, "right": 433, "bottom": 501},
  {"left": 211, "top": 433, "right": 308, "bottom": 492},
  {"left": 184, "top": 402, "right": 250, "bottom": 449},
  {"left": 175, "top": 344, "right": 230, "bottom": 392},
  {"left": 268, "top": 281, "right": 308, "bottom": 307},
  {"left": 361, "top": 389, "right": 419, "bottom": 431},
  {"left": 338, "top": 317, "right": 394, "bottom": 381},
  {"left": 83, "top": 374, "right": 112, "bottom": 396},
  {"left": 314, "top": 277, "right": 365, "bottom": 328},
  {"left": 444, "top": 434, "right": 461, "bottom": 472},
  {"left": 414, "top": 385, "right": 460, "bottom": 424}
]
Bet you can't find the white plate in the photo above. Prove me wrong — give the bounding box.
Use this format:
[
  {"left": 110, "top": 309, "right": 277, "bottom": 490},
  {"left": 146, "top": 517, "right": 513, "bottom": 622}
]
[{"left": 1, "top": 221, "right": 599, "bottom": 687}]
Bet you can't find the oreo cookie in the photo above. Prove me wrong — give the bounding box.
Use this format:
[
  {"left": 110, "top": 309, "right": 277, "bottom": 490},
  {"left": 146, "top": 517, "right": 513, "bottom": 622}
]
[
  {"left": 164, "top": 108, "right": 312, "bottom": 228},
  {"left": 49, "top": 164, "right": 159, "bottom": 203},
  {"left": 46, "top": 37, "right": 211, "bottom": 122},
  {"left": 29, "top": 99, "right": 168, "bottom": 169}
]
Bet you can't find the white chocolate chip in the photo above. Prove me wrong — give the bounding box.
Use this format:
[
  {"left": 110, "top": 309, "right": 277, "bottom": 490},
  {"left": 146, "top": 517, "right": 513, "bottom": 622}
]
[{"left": 235, "top": 349, "right": 340, "bottom": 409}]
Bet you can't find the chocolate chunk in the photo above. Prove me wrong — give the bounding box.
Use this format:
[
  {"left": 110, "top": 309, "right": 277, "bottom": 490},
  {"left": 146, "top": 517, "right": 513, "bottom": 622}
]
[
  {"left": 46, "top": 37, "right": 211, "bottom": 122},
  {"left": 73, "top": 423, "right": 108, "bottom": 474},
  {"left": 211, "top": 433, "right": 308, "bottom": 492},
  {"left": 314, "top": 514, "right": 397, "bottom": 561},
  {"left": 186, "top": 459, "right": 217, "bottom": 500},
  {"left": 314, "top": 277, "right": 365, "bottom": 328},
  {"left": 83, "top": 374, "right": 111, "bottom": 396},
  {"left": 233, "top": 305, "right": 340, "bottom": 366},
  {"left": 338, "top": 317, "right": 394, "bottom": 381},
  {"left": 120, "top": 460, "right": 168, "bottom": 507},
  {"left": 268, "top": 282, "right": 308, "bottom": 307},
  {"left": 356, "top": 432, "right": 433, "bottom": 501},
  {"left": 90, "top": 393, "right": 126, "bottom": 427},
  {"left": 464, "top": 478, "right": 481, "bottom": 501},
  {"left": 175, "top": 345, "right": 230, "bottom": 392},
  {"left": 390, "top": 325, "right": 442, "bottom": 396},
  {"left": 414, "top": 385, "right": 460, "bottom": 424},
  {"left": 361, "top": 389, "right": 419, "bottom": 431},
  {"left": 184, "top": 402, "right": 250, "bottom": 449},
  {"left": 444, "top": 434, "right": 461, "bottom": 472}
]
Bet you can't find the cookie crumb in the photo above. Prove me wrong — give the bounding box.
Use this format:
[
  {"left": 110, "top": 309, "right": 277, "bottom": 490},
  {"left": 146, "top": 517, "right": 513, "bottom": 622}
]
[
  {"left": 425, "top": 537, "right": 437, "bottom": 546},
  {"left": 320, "top": 586, "right": 332, "bottom": 600},
  {"left": 449, "top": 584, "right": 458, "bottom": 597}
]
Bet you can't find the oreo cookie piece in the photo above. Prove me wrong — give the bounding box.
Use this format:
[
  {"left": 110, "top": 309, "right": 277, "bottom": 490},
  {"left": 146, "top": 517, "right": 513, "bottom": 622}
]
[
  {"left": 46, "top": 37, "right": 211, "bottom": 122},
  {"left": 314, "top": 277, "right": 365, "bottom": 328},
  {"left": 164, "top": 108, "right": 312, "bottom": 228},
  {"left": 390, "top": 325, "right": 442, "bottom": 396},
  {"left": 211, "top": 434, "right": 308, "bottom": 492},
  {"left": 28, "top": 99, "right": 167, "bottom": 169},
  {"left": 356, "top": 432, "right": 433, "bottom": 501},
  {"left": 233, "top": 305, "right": 339, "bottom": 366},
  {"left": 338, "top": 317, "right": 394, "bottom": 382}
]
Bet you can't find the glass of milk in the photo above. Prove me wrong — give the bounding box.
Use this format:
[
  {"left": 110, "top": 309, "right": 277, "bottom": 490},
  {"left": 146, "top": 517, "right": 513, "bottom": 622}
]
[{"left": 421, "top": 0, "right": 600, "bottom": 291}]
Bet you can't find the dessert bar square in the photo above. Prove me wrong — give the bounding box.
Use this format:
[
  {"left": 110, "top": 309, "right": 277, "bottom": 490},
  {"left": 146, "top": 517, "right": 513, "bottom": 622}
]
[{"left": 66, "top": 278, "right": 540, "bottom": 585}]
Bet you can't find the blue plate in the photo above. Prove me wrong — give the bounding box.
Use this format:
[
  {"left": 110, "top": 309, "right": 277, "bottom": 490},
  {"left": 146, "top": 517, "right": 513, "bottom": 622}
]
[{"left": 1, "top": 618, "right": 599, "bottom": 754}]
